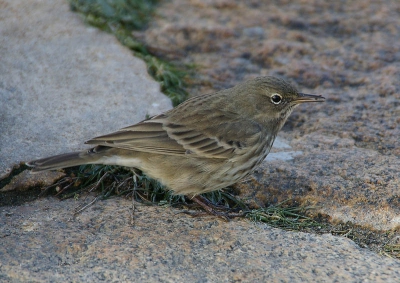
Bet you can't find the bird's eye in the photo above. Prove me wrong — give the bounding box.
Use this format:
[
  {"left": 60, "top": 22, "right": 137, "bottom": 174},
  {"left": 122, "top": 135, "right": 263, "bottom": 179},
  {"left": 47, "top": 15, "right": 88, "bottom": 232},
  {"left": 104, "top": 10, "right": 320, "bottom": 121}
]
[{"left": 271, "top": 94, "right": 282, "bottom": 105}]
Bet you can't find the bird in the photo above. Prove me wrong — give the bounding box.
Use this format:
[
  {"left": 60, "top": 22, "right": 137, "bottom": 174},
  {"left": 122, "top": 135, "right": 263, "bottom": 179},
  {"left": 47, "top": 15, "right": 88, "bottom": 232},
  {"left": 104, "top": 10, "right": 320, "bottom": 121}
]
[{"left": 27, "top": 76, "right": 324, "bottom": 216}]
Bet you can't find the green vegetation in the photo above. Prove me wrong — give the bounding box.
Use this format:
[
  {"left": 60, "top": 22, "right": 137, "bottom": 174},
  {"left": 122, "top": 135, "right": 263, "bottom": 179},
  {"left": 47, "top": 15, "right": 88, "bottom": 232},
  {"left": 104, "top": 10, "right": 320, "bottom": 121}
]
[
  {"left": 382, "top": 244, "right": 400, "bottom": 259},
  {"left": 246, "top": 201, "right": 321, "bottom": 230},
  {"left": 69, "top": 0, "right": 159, "bottom": 29}
]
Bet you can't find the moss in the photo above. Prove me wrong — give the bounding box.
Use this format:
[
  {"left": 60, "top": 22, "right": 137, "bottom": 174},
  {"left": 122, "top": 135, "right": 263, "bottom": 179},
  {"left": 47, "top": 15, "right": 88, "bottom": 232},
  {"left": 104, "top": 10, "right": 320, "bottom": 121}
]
[
  {"left": 246, "top": 200, "right": 322, "bottom": 230},
  {"left": 69, "top": 0, "right": 159, "bottom": 30}
]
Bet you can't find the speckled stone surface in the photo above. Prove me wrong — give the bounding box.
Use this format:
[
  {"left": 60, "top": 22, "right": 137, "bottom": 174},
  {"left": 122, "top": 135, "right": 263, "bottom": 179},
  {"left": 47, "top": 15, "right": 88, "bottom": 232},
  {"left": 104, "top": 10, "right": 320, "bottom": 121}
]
[
  {"left": 0, "top": 0, "right": 172, "bottom": 177},
  {"left": 1, "top": 198, "right": 399, "bottom": 282},
  {"left": 134, "top": 0, "right": 400, "bottom": 230}
]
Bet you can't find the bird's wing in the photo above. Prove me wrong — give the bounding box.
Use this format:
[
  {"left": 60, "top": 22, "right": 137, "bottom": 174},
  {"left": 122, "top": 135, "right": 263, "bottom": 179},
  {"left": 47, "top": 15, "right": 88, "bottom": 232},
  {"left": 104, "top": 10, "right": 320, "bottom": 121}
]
[
  {"left": 85, "top": 111, "right": 263, "bottom": 159},
  {"left": 85, "top": 114, "right": 185, "bottom": 155}
]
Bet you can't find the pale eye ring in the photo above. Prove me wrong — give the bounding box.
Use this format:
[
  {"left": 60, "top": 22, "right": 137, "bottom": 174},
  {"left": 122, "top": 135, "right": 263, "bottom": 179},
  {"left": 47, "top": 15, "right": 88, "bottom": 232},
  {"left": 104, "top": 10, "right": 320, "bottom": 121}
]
[{"left": 271, "top": 94, "right": 282, "bottom": 104}]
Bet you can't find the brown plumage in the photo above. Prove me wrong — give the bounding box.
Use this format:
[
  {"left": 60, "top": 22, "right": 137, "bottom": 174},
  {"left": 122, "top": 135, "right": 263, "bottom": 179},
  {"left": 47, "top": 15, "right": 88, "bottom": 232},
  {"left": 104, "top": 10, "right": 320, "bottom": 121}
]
[{"left": 27, "top": 76, "right": 324, "bottom": 197}]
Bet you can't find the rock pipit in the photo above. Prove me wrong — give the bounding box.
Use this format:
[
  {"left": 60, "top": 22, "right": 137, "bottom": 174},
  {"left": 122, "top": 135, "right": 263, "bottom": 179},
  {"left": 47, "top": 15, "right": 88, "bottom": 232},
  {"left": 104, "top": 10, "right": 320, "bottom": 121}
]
[{"left": 27, "top": 76, "right": 324, "bottom": 216}]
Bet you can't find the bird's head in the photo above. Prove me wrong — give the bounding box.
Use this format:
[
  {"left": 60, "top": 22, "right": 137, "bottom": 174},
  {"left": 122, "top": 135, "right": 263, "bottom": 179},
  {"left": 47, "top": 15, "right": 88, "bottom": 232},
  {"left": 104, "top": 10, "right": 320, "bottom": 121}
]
[{"left": 241, "top": 76, "right": 325, "bottom": 125}]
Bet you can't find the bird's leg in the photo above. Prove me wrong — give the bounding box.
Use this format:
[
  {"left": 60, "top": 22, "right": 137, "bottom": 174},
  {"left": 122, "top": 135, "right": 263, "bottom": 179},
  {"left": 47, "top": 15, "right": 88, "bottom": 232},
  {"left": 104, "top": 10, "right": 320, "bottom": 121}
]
[
  {"left": 187, "top": 195, "right": 246, "bottom": 221},
  {"left": 192, "top": 195, "right": 229, "bottom": 211},
  {"left": 189, "top": 195, "right": 230, "bottom": 221}
]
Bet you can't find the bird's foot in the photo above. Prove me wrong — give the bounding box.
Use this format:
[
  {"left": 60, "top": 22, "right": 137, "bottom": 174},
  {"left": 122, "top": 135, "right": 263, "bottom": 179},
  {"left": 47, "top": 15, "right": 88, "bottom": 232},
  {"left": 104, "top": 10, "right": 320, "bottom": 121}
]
[{"left": 183, "top": 195, "right": 245, "bottom": 221}]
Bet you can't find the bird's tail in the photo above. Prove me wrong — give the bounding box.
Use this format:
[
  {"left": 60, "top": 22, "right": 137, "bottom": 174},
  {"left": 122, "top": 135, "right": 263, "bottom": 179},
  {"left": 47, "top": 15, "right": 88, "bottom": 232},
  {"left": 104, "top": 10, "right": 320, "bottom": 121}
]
[{"left": 26, "top": 149, "right": 100, "bottom": 173}]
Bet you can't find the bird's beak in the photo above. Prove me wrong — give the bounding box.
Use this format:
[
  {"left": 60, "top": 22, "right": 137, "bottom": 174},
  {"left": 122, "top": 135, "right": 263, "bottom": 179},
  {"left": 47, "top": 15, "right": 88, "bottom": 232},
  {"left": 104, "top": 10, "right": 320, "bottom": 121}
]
[{"left": 294, "top": 93, "right": 325, "bottom": 104}]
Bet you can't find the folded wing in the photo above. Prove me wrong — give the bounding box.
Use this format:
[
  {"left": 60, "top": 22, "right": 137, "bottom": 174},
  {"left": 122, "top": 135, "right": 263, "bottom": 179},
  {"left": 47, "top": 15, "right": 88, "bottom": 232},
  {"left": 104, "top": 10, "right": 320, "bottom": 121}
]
[{"left": 86, "top": 110, "right": 263, "bottom": 160}]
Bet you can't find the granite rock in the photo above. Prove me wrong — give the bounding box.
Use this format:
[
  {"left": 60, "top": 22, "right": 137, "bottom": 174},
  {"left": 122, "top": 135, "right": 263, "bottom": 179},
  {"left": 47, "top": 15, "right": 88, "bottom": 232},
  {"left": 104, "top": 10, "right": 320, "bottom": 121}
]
[
  {"left": 1, "top": 197, "right": 399, "bottom": 282},
  {"left": 0, "top": 0, "right": 172, "bottom": 177}
]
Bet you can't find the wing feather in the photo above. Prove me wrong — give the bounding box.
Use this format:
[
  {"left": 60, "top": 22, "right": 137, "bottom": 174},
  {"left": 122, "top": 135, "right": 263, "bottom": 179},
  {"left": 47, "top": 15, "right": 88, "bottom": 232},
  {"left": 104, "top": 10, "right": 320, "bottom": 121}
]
[{"left": 85, "top": 102, "right": 264, "bottom": 159}]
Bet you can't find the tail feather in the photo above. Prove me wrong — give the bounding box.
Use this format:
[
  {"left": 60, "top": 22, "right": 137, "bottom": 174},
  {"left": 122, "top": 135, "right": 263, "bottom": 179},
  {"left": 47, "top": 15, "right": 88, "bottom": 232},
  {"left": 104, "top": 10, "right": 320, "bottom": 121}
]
[{"left": 27, "top": 151, "right": 97, "bottom": 172}]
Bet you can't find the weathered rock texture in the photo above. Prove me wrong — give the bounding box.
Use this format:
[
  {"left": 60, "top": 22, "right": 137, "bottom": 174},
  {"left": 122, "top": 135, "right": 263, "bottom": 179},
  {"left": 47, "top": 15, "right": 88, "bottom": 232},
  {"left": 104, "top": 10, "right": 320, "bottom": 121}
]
[
  {"left": 0, "top": 0, "right": 172, "bottom": 177},
  {"left": 1, "top": 197, "right": 399, "bottom": 282},
  {"left": 135, "top": 0, "right": 400, "bottom": 230}
]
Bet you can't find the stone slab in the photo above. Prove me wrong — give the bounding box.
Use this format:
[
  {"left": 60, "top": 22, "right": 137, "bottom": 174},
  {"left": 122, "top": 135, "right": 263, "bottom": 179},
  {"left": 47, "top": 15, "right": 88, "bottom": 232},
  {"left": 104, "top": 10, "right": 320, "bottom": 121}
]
[
  {"left": 1, "top": 198, "right": 399, "bottom": 282},
  {"left": 0, "top": 0, "right": 172, "bottom": 177}
]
